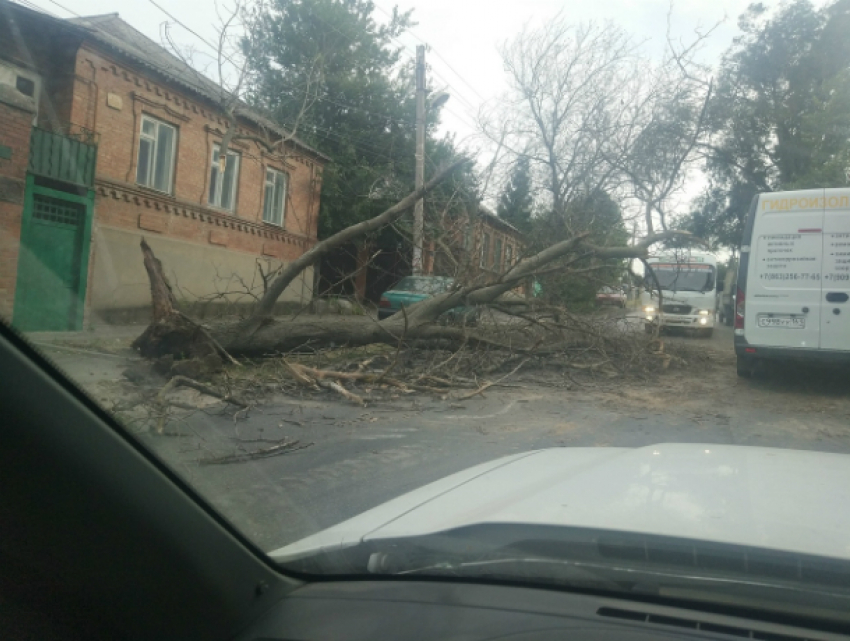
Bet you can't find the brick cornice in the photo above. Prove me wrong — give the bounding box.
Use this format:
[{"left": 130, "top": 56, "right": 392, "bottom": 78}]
[{"left": 94, "top": 177, "right": 316, "bottom": 248}]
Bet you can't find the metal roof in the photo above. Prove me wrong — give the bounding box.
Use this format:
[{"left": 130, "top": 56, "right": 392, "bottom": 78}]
[{"left": 478, "top": 206, "right": 522, "bottom": 236}]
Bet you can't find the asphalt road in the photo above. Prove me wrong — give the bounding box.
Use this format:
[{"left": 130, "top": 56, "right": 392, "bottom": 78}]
[
  {"left": 139, "top": 318, "right": 850, "bottom": 552},
  {"left": 34, "top": 318, "right": 850, "bottom": 553}
]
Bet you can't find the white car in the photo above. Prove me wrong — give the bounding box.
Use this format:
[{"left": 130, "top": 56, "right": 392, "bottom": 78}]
[{"left": 271, "top": 444, "right": 850, "bottom": 627}]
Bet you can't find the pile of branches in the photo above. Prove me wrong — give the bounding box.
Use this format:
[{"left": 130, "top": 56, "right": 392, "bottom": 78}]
[
  {"left": 113, "top": 304, "right": 714, "bottom": 440},
  {"left": 197, "top": 306, "right": 704, "bottom": 407}
]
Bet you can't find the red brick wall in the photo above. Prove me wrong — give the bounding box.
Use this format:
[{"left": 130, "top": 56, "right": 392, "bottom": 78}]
[
  {"left": 431, "top": 208, "right": 525, "bottom": 281},
  {"left": 71, "top": 45, "right": 324, "bottom": 261},
  {"left": 0, "top": 97, "right": 34, "bottom": 321},
  {"left": 476, "top": 218, "right": 524, "bottom": 275}
]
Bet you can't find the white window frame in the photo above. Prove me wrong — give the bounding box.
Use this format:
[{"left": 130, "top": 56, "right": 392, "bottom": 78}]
[
  {"left": 263, "top": 167, "right": 288, "bottom": 227},
  {"left": 505, "top": 243, "right": 513, "bottom": 267},
  {"left": 136, "top": 115, "right": 177, "bottom": 193},
  {"left": 480, "top": 232, "right": 490, "bottom": 268},
  {"left": 494, "top": 237, "right": 503, "bottom": 271},
  {"left": 208, "top": 144, "right": 240, "bottom": 211}
]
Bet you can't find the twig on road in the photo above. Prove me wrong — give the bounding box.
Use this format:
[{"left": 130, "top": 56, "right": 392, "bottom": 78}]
[
  {"left": 455, "top": 358, "right": 529, "bottom": 401},
  {"left": 199, "top": 438, "right": 313, "bottom": 465}
]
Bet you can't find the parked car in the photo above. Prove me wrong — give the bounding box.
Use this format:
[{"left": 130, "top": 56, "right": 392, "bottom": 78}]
[
  {"left": 378, "top": 275, "right": 478, "bottom": 324},
  {"left": 596, "top": 286, "right": 626, "bottom": 308}
]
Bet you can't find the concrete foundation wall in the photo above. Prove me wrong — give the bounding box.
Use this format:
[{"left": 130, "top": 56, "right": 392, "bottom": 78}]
[{"left": 89, "top": 226, "right": 314, "bottom": 324}]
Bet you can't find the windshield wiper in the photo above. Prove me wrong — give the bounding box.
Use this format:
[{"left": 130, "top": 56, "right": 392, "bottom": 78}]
[
  {"left": 387, "top": 555, "right": 632, "bottom": 593},
  {"left": 388, "top": 555, "right": 850, "bottom": 605}
]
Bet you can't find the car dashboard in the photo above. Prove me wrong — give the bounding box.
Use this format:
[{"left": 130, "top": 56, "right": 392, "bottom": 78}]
[{"left": 238, "top": 579, "right": 847, "bottom": 641}]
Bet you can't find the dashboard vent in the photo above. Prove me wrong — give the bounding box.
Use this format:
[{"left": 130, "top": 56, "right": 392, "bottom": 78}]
[{"left": 597, "top": 608, "right": 812, "bottom": 640}]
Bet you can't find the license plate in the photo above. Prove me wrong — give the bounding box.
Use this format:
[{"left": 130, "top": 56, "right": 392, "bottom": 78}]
[{"left": 757, "top": 315, "right": 805, "bottom": 329}]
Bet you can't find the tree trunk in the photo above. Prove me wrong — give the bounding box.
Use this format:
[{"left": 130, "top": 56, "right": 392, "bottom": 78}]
[
  {"left": 211, "top": 316, "right": 472, "bottom": 356},
  {"left": 131, "top": 239, "right": 213, "bottom": 359}
]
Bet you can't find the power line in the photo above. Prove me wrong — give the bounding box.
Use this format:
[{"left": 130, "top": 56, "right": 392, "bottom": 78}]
[
  {"left": 287, "top": 0, "right": 481, "bottom": 130},
  {"left": 370, "top": 2, "right": 488, "bottom": 105},
  {"left": 143, "top": 0, "right": 423, "bottom": 127},
  {"left": 12, "top": 0, "right": 62, "bottom": 18},
  {"left": 21, "top": 0, "right": 464, "bottom": 163},
  {"left": 430, "top": 48, "right": 487, "bottom": 102}
]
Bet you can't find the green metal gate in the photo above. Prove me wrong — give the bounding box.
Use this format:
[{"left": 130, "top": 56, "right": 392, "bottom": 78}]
[{"left": 13, "top": 177, "right": 94, "bottom": 332}]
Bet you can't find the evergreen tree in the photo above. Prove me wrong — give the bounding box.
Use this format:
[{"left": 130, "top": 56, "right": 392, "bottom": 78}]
[
  {"left": 244, "top": 0, "right": 474, "bottom": 240},
  {"left": 693, "top": 0, "right": 850, "bottom": 248},
  {"left": 496, "top": 157, "right": 533, "bottom": 235}
]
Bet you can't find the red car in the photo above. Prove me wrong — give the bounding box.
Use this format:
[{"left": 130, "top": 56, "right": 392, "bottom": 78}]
[{"left": 596, "top": 286, "right": 626, "bottom": 308}]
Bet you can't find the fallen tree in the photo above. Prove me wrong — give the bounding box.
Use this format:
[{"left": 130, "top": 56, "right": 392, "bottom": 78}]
[
  {"left": 133, "top": 174, "right": 692, "bottom": 359},
  {"left": 134, "top": 158, "right": 470, "bottom": 358}
]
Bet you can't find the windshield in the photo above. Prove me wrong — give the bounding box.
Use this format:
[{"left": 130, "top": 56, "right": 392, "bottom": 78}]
[
  {"left": 3, "top": 0, "right": 850, "bottom": 628},
  {"left": 650, "top": 264, "right": 715, "bottom": 292}
]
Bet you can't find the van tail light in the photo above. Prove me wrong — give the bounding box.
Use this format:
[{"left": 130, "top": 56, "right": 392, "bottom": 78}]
[
  {"left": 379, "top": 297, "right": 390, "bottom": 308},
  {"left": 734, "top": 287, "right": 745, "bottom": 330}
]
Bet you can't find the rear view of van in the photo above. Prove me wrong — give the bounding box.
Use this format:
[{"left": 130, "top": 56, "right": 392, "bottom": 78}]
[{"left": 735, "top": 188, "right": 850, "bottom": 377}]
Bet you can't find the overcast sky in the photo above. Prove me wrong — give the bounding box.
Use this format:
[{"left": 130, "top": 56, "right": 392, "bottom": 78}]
[{"left": 26, "top": 0, "right": 798, "bottom": 138}]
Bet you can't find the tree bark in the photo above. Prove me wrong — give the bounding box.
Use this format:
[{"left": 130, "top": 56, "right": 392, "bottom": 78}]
[
  {"left": 131, "top": 239, "right": 212, "bottom": 359},
  {"left": 212, "top": 316, "right": 472, "bottom": 356}
]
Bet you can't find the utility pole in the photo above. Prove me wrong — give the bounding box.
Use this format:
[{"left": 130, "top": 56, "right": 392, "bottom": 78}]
[{"left": 413, "top": 45, "right": 426, "bottom": 275}]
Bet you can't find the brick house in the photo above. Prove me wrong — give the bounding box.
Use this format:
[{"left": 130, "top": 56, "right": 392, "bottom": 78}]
[
  {"left": 320, "top": 206, "right": 526, "bottom": 304},
  {"left": 428, "top": 205, "right": 526, "bottom": 287},
  {"left": 0, "top": 1, "right": 328, "bottom": 331},
  {"left": 469, "top": 207, "right": 525, "bottom": 278}
]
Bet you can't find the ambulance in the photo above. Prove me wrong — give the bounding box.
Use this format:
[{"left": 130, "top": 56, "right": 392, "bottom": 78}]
[{"left": 735, "top": 188, "right": 850, "bottom": 377}]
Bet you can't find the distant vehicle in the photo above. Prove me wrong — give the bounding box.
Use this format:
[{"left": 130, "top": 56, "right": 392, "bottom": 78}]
[
  {"left": 595, "top": 286, "right": 626, "bottom": 308},
  {"left": 378, "top": 275, "right": 478, "bottom": 324},
  {"left": 716, "top": 260, "right": 737, "bottom": 327},
  {"left": 735, "top": 188, "right": 850, "bottom": 377},
  {"left": 641, "top": 250, "right": 717, "bottom": 338}
]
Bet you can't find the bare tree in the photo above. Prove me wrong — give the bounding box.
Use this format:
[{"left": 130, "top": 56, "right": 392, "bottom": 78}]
[
  {"left": 482, "top": 10, "right": 719, "bottom": 237},
  {"left": 604, "top": 12, "right": 719, "bottom": 234},
  {"left": 484, "top": 18, "right": 636, "bottom": 223},
  {"left": 159, "top": 0, "right": 320, "bottom": 167}
]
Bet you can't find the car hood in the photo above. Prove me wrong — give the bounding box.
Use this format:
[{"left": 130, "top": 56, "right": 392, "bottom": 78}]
[{"left": 270, "top": 444, "right": 850, "bottom": 562}]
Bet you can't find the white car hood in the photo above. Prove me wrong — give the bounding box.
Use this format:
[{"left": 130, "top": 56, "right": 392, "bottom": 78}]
[{"left": 270, "top": 444, "right": 850, "bottom": 562}]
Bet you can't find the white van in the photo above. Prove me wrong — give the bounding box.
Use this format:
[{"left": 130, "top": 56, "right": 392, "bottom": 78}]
[
  {"left": 641, "top": 250, "right": 717, "bottom": 337},
  {"left": 735, "top": 188, "right": 850, "bottom": 377}
]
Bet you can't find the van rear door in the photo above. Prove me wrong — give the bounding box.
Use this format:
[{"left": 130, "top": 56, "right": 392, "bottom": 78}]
[
  {"left": 746, "top": 189, "right": 824, "bottom": 349},
  {"left": 821, "top": 189, "right": 850, "bottom": 352}
]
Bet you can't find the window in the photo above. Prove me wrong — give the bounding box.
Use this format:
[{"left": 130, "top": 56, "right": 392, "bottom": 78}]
[
  {"left": 480, "top": 232, "right": 490, "bottom": 268},
  {"left": 15, "top": 75, "right": 35, "bottom": 97},
  {"left": 263, "top": 168, "right": 287, "bottom": 226},
  {"left": 505, "top": 244, "right": 513, "bottom": 266},
  {"left": 494, "top": 238, "right": 503, "bottom": 271},
  {"left": 208, "top": 145, "right": 240, "bottom": 211},
  {"left": 136, "top": 115, "right": 176, "bottom": 193}
]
